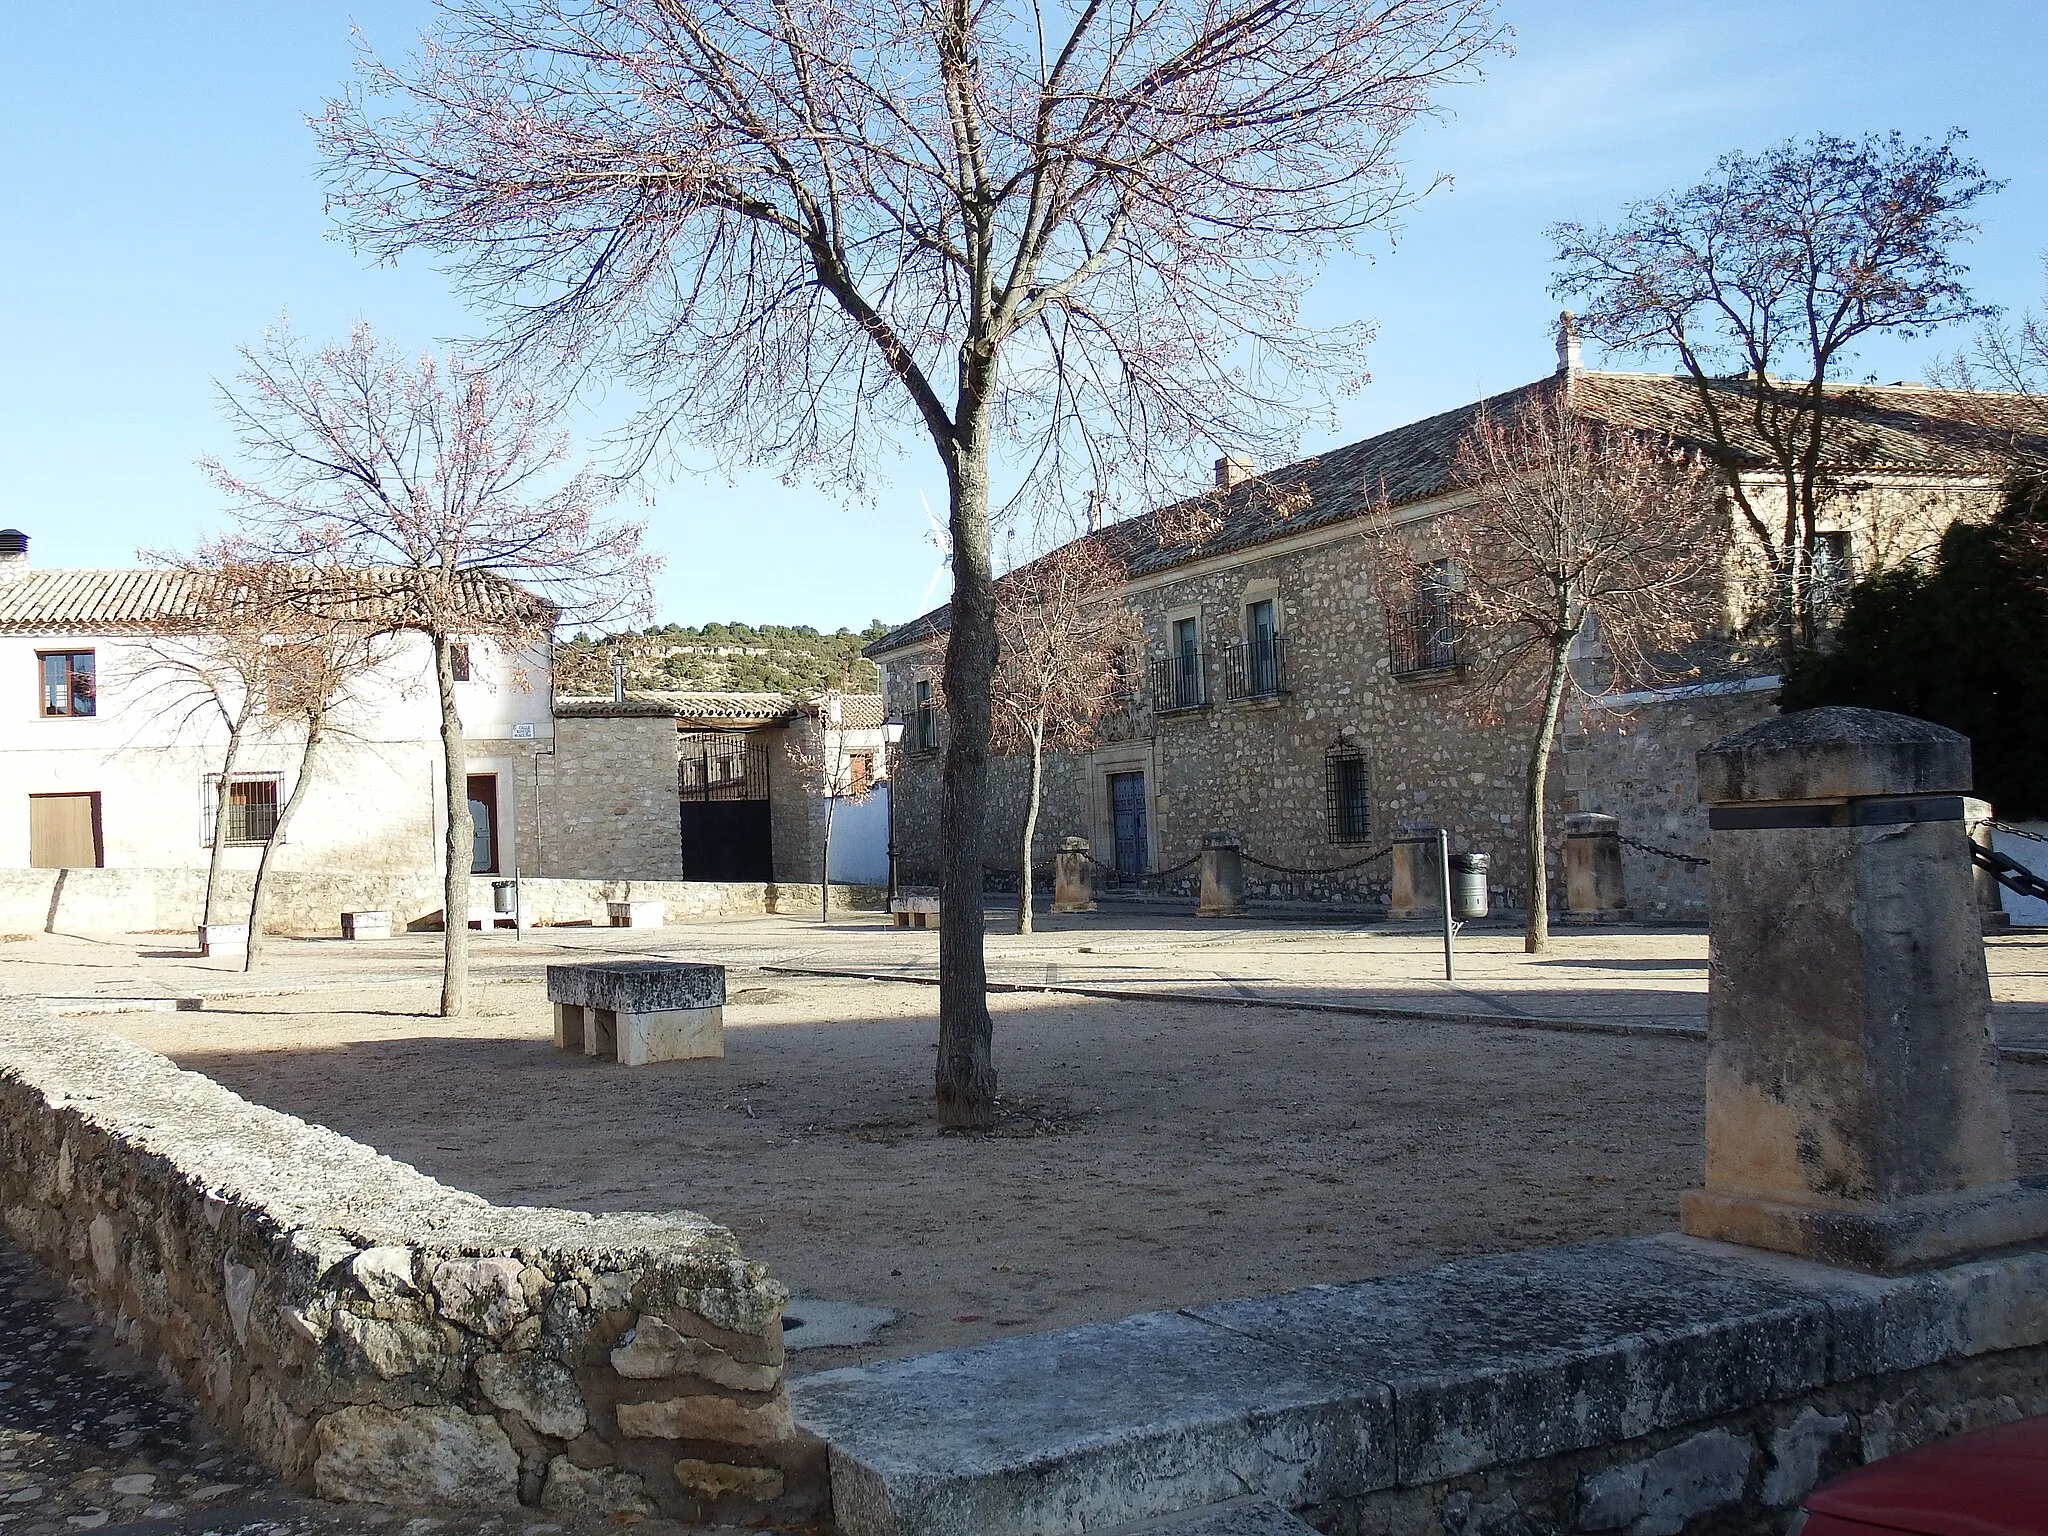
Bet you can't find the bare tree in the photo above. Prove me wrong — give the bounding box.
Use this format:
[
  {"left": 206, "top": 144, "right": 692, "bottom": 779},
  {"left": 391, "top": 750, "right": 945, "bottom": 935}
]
[
  {"left": 1945, "top": 257, "right": 2048, "bottom": 588},
  {"left": 783, "top": 688, "right": 874, "bottom": 925},
  {"left": 315, "top": 0, "right": 1498, "bottom": 1127},
  {"left": 130, "top": 553, "right": 287, "bottom": 939},
  {"left": 1551, "top": 131, "right": 1999, "bottom": 671},
  {"left": 991, "top": 535, "right": 1136, "bottom": 933},
  {"left": 1375, "top": 380, "right": 1723, "bottom": 953},
  {"left": 205, "top": 322, "right": 656, "bottom": 1015},
  {"left": 243, "top": 609, "right": 396, "bottom": 972}
]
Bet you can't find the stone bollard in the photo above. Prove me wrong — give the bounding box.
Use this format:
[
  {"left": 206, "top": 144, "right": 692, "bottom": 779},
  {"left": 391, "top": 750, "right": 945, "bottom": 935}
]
[
  {"left": 1052, "top": 837, "right": 1097, "bottom": 914},
  {"left": 1197, "top": 832, "right": 1244, "bottom": 918},
  {"left": 1680, "top": 706, "right": 2048, "bottom": 1271},
  {"left": 1388, "top": 825, "right": 1444, "bottom": 920},
  {"left": 1561, "top": 813, "right": 1631, "bottom": 923},
  {"left": 1967, "top": 798, "right": 2009, "bottom": 931}
]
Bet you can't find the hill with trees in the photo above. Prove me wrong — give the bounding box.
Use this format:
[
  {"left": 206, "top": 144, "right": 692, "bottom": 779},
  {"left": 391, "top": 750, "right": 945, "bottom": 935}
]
[{"left": 554, "top": 620, "right": 890, "bottom": 697}]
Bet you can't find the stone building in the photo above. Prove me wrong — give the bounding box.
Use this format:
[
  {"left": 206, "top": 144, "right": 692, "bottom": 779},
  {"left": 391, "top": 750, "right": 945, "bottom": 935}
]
[
  {"left": 545, "top": 690, "right": 889, "bottom": 885},
  {"left": 868, "top": 353, "right": 2032, "bottom": 920}
]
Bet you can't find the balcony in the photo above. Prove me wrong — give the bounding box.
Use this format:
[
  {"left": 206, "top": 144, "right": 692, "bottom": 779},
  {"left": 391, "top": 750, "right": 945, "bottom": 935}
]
[
  {"left": 1389, "top": 599, "right": 1467, "bottom": 679},
  {"left": 1148, "top": 649, "right": 1208, "bottom": 712},
  {"left": 1221, "top": 636, "right": 1289, "bottom": 701}
]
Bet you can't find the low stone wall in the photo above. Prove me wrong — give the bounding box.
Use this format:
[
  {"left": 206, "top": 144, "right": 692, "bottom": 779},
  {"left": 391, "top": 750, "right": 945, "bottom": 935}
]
[
  {"left": 0, "top": 996, "right": 819, "bottom": 1523},
  {"left": 0, "top": 867, "right": 886, "bottom": 936}
]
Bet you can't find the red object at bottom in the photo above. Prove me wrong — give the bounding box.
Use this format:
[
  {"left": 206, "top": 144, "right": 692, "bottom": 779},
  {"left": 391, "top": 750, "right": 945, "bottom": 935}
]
[{"left": 1801, "top": 1415, "right": 2048, "bottom": 1536}]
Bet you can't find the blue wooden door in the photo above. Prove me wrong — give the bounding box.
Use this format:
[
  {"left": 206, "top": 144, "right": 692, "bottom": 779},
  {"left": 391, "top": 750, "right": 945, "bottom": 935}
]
[{"left": 1110, "top": 772, "right": 1148, "bottom": 882}]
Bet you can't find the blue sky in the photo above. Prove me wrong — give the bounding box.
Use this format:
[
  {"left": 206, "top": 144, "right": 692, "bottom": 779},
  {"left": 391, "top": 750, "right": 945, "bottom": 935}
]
[{"left": 5, "top": 2, "right": 2045, "bottom": 631}]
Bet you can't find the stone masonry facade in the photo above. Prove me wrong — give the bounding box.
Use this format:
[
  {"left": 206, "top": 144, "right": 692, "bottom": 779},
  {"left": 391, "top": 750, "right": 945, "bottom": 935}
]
[{"left": 874, "top": 371, "right": 2016, "bottom": 918}]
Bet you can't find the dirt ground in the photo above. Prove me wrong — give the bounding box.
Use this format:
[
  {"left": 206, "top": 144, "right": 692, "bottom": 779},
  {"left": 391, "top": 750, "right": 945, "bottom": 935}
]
[{"left": 101, "top": 968, "right": 2048, "bottom": 1374}]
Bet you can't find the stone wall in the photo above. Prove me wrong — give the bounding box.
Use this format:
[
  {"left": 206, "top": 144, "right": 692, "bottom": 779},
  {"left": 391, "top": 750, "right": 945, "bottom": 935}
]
[
  {"left": 539, "top": 716, "right": 687, "bottom": 881},
  {"left": 1562, "top": 683, "right": 1781, "bottom": 923},
  {"left": 0, "top": 869, "right": 884, "bottom": 936},
  {"left": 0, "top": 996, "right": 820, "bottom": 1523}
]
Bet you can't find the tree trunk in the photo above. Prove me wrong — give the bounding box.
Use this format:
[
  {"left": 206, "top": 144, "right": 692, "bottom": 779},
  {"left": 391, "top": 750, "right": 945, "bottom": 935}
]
[
  {"left": 1017, "top": 725, "right": 1044, "bottom": 935},
  {"left": 819, "top": 790, "right": 836, "bottom": 926},
  {"left": 935, "top": 419, "right": 999, "bottom": 1131},
  {"left": 1523, "top": 635, "right": 1574, "bottom": 954},
  {"left": 201, "top": 715, "right": 250, "bottom": 928},
  {"left": 245, "top": 722, "right": 324, "bottom": 971},
  {"left": 435, "top": 634, "right": 471, "bottom": 1017}
]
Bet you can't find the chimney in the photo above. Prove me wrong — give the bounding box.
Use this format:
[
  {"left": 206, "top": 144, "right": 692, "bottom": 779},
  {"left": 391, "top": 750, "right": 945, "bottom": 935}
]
[
  {"left": 1087, "top": 491, "right": 1105, "bottom": 534},
  {"left": 1555, "top": 310, "right": 1583, "bottom": 377},
  {"left": 610, "top": 650, "right": 626, "bottom": 705},
  {"left": 0, "top": 529, "right": 27, "bottom": 584},
  {"left": 1214, "top": 454, "right": 1254, "bottom": 490}
]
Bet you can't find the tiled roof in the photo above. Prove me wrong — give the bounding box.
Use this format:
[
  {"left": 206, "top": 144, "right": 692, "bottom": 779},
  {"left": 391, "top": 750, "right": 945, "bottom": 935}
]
[
  {"left": 555, "top": 690, "right": 888, "bottom": 728},
  {"left": 866, "top": 371, "right": 2044, "bottom": 657},
  {"left": 0, "top": 566, "right": 552, "bottom": 636},
  {"left": 556, "top": 690, "right": 803, "bottom": 723}
]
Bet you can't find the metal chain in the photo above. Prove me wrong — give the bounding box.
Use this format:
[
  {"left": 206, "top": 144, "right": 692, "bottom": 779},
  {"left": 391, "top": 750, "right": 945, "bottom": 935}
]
[
  {"left": 1974, "top": 844, "right": 2048, "bottom": 904},
  {"left": 1619, "top": 834, "right": 1711, "bottom": 869},
  {"left": 1241, "top": 843, "right": 1396, "bottom": 877},
  {"left": 1991, "top": 820, "right": 2048, "bottom": 845}
]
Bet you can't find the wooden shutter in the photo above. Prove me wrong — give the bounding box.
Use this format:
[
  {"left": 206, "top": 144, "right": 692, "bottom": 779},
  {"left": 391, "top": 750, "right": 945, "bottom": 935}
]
[{"left": 29, "top": 793, "right": 101, "bottom": 869}]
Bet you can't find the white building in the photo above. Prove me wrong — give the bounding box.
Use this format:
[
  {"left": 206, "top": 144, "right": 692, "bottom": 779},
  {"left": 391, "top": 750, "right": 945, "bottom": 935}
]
[{"left": 0, "top": 530, "right": 553, "bottom": 926}]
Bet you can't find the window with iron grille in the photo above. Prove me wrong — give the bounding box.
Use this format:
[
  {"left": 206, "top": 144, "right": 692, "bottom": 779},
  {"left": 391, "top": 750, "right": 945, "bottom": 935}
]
[
  {"left": 845, "top": 752, "right": 875, "bottom": 797},
  {"left": 679, "top": 732, "right": 769, "bottom": 800},
  {"left": 203, "top": 774, "right": 282, "bottom": 846},
  {"left": 1325, "top": 744, "right": 1372, "bottom": 844},
  {"left": 1389, "top": 561, "right": 1466, "bottom": 677}
]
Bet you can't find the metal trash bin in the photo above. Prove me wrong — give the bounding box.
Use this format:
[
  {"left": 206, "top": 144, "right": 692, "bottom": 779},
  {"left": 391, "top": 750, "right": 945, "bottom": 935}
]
[
  {"left": 1448, "top": 852, "right": 1490, "bottom": 920},
  {"left": 492, "top": 879, "right": 518, "bottom": 915}
]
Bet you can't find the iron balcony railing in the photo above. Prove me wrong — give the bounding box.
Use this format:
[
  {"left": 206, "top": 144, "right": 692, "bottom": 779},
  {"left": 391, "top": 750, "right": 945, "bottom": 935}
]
[
  {"left": 1222, "top": 636, "right": 1289, "bottom": 700},
  {"left": 1148, "top": 648, "right": 1208, "bottom": 712},
  {"left": 1389, "top": 597, "right": 1467, "bottom": 678}
]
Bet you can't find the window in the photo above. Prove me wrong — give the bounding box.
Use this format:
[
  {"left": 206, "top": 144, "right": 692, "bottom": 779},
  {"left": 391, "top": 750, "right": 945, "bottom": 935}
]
[
  {"left": 448, "top": 643, "right": 472, "bottom": 683},
  {"left": 846, "top": 752, "right": 875, "bottom": 797},
  {"left": 1325, "top": 744, "right": 1372, "bottom": 845},
  {"left": 39, "top": 651, "right": 96, "bottom": 717},
  {"left": 1811, "top": 532, "right": 1855, "bottom": 611},
  {"left": 1225, "top": 598, "right": 1287, "bottom": 699},
  {"left": 1390, "top": 561, "right": 1465, "bottom": 677},
  {"left": 204, "top": 774, "right": 282, "bottom": 846},
  {"left": 914, "top": 679, "right": 938, "bottom": 751}
]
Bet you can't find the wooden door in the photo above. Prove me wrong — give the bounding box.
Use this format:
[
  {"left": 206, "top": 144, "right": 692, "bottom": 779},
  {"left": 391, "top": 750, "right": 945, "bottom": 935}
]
[
  {"left": 29, "top": 793, "right": 102, "bottom": 869},
  {"left": 1109, "top": 772, "right": 1147, "bottom": 884}
]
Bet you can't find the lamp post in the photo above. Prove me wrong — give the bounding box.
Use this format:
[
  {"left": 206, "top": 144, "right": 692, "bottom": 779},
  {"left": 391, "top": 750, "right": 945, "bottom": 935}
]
[{"left": 882, "top": 718, "right": 906, "bottom": 909}]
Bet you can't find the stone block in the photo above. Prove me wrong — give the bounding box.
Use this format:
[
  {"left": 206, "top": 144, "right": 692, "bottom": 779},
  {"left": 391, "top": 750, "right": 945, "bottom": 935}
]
[
  {"left": 1388, "top": 827, "right": 1443, "bottom": 920},
  {"left": 1190, "top": 1236, "right": 1829, "bottom": 1485},
  {"left": 892, "top": 896, "right": 941, "bottom": 929},
  {"left": 608, "top": 900, "right": 666, "bottom": 928},
  {"left": 1052, "top": 837, "right": 1096, "bottom": 913},
  {"left": 1561, "top": 813, "right": 1630, "bottom": 922},
  {"left": 553, "top": 1002, "right": 585, "bottom": 1051},
  {"left": 619, "top": 1005, "right": 724, "bottom": 1066},
  {"left": 616, "top": 1393, "right": 794, "bottom": 1444},
  {"left": 1197, "top": 832, "right": 1244, "bottom": 917},
  {"left": 675, "top": 1457, "right": 786, "bottom": 1502},
  {"left": 790, "top": 1308, "right": 1392, "bottom": 1536},
  {"left": 1104, "top": 1499, "right": 1322, "bottom": 1534},
  {"left": 310, "top": 1405, "right": 519, "bottom": 1507},
  {"left": 198, "top": 923, "right": 248, "bottom": 957},
  {"left": 477, "top": 1352, "right": 588, "bottom": 1439},
  {"left": 1685, "top": 706, "right": 2048, "bottom": 1270},
  {"left": 546, "top": 960, "right": 726, "bottom": 1015},
  {"left": 340, "top": 910, "right": 392, "bottom": 940},
  {"left": 612, "top": 1315, "right": 781, "bottom": 1390}
]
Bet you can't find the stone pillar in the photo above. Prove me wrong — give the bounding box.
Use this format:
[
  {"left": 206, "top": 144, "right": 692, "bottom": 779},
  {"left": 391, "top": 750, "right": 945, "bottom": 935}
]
[
  {"left": 1967, "top": 798, "right": 2009, "bottom": 931},
  {"left": 1680, "top": 706, "right": 2048, "bottom": 1271},
  {"left": 1052, "top": 837, "right": 1097, "bottom": 914},
  {"left": 1561, "top": 813, "right": 1631, "bottom": 923},
  {"left": 1197, "top": 832, "right": 1244, "bottom": 918},
  {"left": 1388, "top": 825, "right": 1443, "bottom": 920}
]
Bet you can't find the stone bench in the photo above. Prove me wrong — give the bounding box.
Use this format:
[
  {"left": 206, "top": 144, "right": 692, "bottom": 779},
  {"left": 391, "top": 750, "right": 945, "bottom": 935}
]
[
  {"left": 198, "top": 922, "right": 248, "bottom": 957},
  {"left": 890, "top": 896, "right": 941, "bottom": 930},
  {"left": 546, "top": 961, "right": 725, "bottom": 1066},
  {"left": 608, "top": 899, "right": 666, "bottom": 929},
  {"left": 339, "top": 910, "right": 391, "bottom": 941}
]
